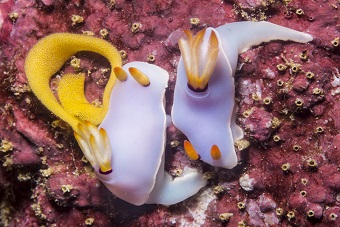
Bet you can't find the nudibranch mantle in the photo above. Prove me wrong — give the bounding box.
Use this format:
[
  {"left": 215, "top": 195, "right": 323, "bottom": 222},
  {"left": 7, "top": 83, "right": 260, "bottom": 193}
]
[
  {"left": 172, "top": 21, "right": 313, "bottom": 169},
  {"left": 78, "top": 62, "right": 207, "bottom": 206}
]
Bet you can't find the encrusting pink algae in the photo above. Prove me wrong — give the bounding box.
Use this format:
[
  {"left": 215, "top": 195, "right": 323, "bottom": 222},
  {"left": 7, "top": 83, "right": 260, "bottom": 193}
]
[{"left": 0, "top": 0, "right": 339, "bottom": 226}]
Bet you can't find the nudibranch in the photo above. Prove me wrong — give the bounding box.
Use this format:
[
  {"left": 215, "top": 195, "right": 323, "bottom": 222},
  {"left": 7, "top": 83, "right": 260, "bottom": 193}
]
[
  {"left": 25, "top": 34, "right": 206, "bottom": 205},
  {"left": 172, "top": 21, "right": 313, "bottom": 169},
  {"left": 75, "top": 62, "right": 207, "bottom": 205}
]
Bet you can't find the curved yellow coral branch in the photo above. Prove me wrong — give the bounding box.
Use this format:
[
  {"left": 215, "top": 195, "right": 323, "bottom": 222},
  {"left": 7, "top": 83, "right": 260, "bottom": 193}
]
[{"left": 25, "top": 33, "right": 122, "bottom": 131}]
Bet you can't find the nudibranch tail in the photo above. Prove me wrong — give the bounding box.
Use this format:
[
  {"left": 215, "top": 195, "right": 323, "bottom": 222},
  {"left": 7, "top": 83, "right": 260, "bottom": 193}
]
[
  {"left": 183, "top": 140, "right": 200, "bottom": 160},
  {"left": 214, "top": 21, "right": 313, "bottom": 74},
  {"left": 128, "top": 67, "right": 151, "bottom": 86},
  {"left": 178, "top": 29, "right": 219, "bottom": 91},
  {"left": 74, "top": 121, "right": 112, "bottom": 174}
]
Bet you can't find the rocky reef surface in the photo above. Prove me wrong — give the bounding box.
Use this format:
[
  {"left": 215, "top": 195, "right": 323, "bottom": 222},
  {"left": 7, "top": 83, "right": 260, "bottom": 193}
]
[{"left": 0, "top": 0, "right": 339, "bottom": 226}]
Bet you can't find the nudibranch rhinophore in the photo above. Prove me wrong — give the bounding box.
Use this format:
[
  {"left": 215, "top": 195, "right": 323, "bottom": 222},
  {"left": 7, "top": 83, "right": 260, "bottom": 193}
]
[
  {"left": 172, "top": 21, "right": 313, "bottom": 169},
  {"left": 74, "top": 62, "right": 207, "bottom": 205},
  {"left": 25, "top": 33, "right": 207, "bottom": 206}
]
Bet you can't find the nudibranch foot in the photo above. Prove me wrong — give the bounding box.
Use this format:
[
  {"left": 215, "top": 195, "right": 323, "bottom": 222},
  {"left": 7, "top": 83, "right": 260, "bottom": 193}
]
[
  {"left": 146, "top": 167, "right": 207, "bottom": 205},
  {"left": 74, "top": 121, "right": 112, "bottom": 173},
  {"left": 172, "top": 21, "right": 313, "bottom": 169}
]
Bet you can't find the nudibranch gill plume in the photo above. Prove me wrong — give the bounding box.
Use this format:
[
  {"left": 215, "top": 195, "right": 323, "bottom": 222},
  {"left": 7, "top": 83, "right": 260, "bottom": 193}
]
[{"left": 172, "top": 21, "right": 313, "bottom": 169}]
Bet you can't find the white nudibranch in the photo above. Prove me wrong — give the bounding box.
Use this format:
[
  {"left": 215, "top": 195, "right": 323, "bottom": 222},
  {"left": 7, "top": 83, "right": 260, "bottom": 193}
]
[
  {"left": 25, "top": 33, "right": 207, "bottom": 206},
  {"left": 75, "top": 62, "right": 207, "bottom": 206},
  {"left": 172, "top": 21, "right": 313, "bottom": 169}
]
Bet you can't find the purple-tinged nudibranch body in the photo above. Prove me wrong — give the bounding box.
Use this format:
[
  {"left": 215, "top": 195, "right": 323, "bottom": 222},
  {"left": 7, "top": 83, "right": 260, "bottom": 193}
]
[
  {"left": 76, "top": 62, "right": 207, "bottom": 206},
  {"left": 25, "top": 33, "right": 207, "bottom": 206},
  {"left": 172, "top": 21, "right": 313, "bottom": 169}
]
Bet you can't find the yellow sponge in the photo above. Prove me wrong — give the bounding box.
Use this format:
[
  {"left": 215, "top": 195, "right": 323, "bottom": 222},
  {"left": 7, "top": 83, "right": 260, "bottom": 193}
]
[{"left": 25, "top": 33, "right": 122, "bottom": 130}]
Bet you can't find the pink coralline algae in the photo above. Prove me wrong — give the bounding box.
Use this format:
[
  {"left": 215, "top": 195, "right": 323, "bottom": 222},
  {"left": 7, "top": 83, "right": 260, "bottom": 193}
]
[{"left": 0, "top": 0, "right": 339, "bottom": 226}]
